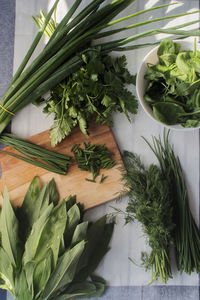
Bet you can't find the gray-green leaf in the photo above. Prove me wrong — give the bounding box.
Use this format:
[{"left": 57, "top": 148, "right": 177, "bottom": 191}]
[
  {"left": 41, "top": 240, "right": 85, "bottom": 300},
  {"left": 0, "top": 187, "right": 21, "bottom": 267}
]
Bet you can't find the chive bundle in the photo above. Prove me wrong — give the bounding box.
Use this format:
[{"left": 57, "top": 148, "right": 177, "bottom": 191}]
[
  {"left": 0, "top": 0, "right": 200, "bottom": 133},
  {"left": 0, "top": 133, "right": 72, "bottom": 175},
  {"left": 144, "top": 131, "right": 200, "bottom": 274},
  {"left": 71, "top": 142, "right": 115, "bottom": 182}
]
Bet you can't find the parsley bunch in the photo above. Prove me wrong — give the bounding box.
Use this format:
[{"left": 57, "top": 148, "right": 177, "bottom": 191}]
[
  {"left": 122, "top": 151, "right": 174, "bottom": 284},
  {"left": 42, "top": 51, "right": 137, "bottom": 147}
]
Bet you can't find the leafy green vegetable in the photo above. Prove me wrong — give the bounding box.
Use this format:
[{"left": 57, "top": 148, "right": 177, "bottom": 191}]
[
  {"left": 144, "top": 38, "right": 200, "bottom": 127},
  {"left": 71, "top": 142, "right": 115, "bottom": 182},
  {"left": 144, "top": 131, "right": 200, "bottom": 274},
  {"left": 42, "top": 51, "right": 137, "bottom": 146},
  {"left": 121, "top": 152, "right": 174, "bottom": 284},
  {"left": 0, "top": 177, "right": 114, "bottom": 299},
  {"left": 153, "top": 102, "right": 185, "bottom": 125}
]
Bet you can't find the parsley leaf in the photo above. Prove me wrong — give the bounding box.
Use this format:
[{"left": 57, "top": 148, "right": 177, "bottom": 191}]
[{"left": 43, "top": 50, "right": 137, "bottom": 146}]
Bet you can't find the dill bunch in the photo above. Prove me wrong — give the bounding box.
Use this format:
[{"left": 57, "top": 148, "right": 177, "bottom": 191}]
[{"left": 122, "top": 151, "right": 175, "bottom": 284}]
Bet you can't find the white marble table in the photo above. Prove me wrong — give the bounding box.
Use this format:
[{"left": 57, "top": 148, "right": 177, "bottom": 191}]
[{"left": 1, "top": 0, "right": 200, "bottom": 299}]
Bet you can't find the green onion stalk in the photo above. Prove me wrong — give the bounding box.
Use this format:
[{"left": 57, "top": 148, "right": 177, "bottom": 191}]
[{"left": 0, "top": 0, "right": 200, "bottom": 134}]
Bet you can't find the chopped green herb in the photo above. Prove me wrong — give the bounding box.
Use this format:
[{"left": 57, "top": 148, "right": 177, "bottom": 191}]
[
  {"left": 71, "top": 142, "right": 115, "bottom": 182},
  {"left": 99, "top": 174, "right": 108, "bottom": 184},
  {"left": 85, "top": 178, "right": 96, "bottom": 183}
]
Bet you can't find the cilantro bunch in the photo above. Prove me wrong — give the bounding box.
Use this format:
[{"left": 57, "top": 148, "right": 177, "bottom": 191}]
[
  {"left": 42, "top": 50, "right": 137, "bottom": 147},
  {"left": 144, "top": 38, "right": 200, "bottom": 127}
]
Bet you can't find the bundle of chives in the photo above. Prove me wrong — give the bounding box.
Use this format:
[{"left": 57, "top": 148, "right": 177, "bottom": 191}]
[
  {"left": 144, "top": 131, "right": 200, "bottom": 274},
  {"left": 0, "top": 133, "right": 72, "bottom": 175},
  {"left": 0, "top": 0, "right": 200, "bottom": 134}
]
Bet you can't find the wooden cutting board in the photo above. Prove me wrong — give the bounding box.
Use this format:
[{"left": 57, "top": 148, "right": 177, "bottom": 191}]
[{"left": 0, "top": 123, "right": 124, "bottom": 210}]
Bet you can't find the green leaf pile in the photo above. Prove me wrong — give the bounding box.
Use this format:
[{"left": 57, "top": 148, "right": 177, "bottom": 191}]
[
  {"left": 144, "top": 38, "right": 200, "bottom": 127},
  {"left": 0, "top": 177, "right": 114, "bottom": 299},
  {"left": 42, "top": 50, "right": 137, "bottom": 147}
]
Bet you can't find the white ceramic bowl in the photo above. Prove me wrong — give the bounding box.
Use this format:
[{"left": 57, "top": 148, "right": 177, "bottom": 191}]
[{"left": 136, "top": 40, "right": 200, "bottom": 130}]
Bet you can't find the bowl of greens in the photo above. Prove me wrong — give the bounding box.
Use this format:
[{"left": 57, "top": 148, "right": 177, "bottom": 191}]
[{"left": 136, "top": 38, "right": 200, "bottom": 129}]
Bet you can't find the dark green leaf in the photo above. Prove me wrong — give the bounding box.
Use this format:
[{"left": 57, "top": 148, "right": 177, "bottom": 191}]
[
  {"left": 71, "top": 222, "right": 88, "bottom": 247},
  {"left": 55, "top": 282, "right": 96, "bottom": 300},
  {"left": 34, "top": 201, "right": 67, "bottom": 267},
  {"left": 76, "top": 217, "right": 114, "bottom": 281},
  {"left": 33, "top": 248, "right": 53, "bottom": 298},
  {"left": 41, "top": 241, "right": 85, "bottom": 300},
  {"left": 18, "top": 177, "right": 40, "bottom": 236},
  {"left": 153, "top": 102, "right": 185, "bottom": 125},
  {"left": 64, "top": 204, "right": 81, "bottom": 246}
]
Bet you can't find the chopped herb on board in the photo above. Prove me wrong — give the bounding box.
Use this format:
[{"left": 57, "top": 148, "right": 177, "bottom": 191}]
[{"left": 71, "top": 142, "right": 115, "bottom": 183}]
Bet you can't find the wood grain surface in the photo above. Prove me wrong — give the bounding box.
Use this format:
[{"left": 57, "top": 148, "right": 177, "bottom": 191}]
[{"left": 0, "top": 123, "right": 124, "bottom": 209}]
